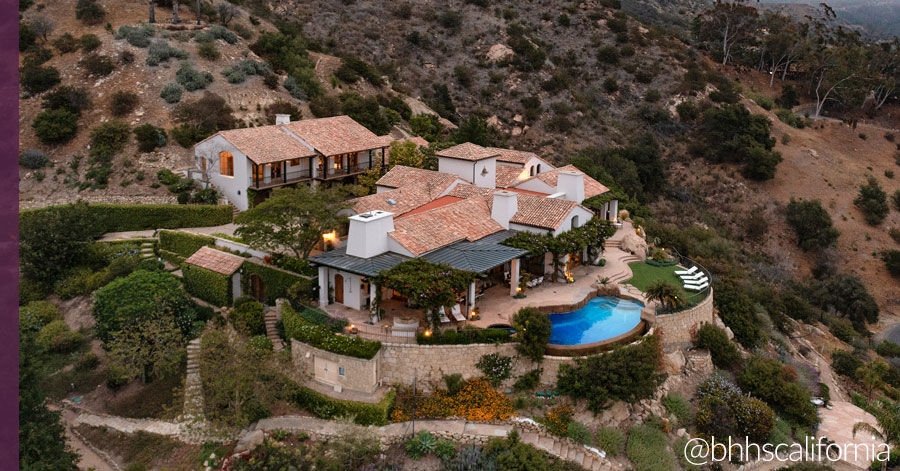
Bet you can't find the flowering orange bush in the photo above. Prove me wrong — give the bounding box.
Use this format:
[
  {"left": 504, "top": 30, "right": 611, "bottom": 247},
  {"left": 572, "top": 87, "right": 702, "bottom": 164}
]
[
  {"left": 390, "top": 378, "right": 514, "bottom": 422},
  {"left": 542, "top": 404, "right": 573, "bottom": 436}
]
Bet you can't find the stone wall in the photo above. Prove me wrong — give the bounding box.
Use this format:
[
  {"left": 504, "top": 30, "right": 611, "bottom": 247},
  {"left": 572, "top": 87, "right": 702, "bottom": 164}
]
[
  {"left": 651, "top": 288, "right": 715, "bottom": 350},
  {"left": 291, "top": 340, "right": 379, "bottom": 394}
]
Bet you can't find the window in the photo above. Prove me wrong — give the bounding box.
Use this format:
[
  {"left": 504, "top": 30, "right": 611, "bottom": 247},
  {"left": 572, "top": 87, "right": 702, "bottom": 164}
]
[
  {"left": 537, "top": 164, "right": 542, "bottom": 173},
  {"left": 201, "top": 158, "right": 206, "bottom": 171},
  {"left": 290, "top": 158, "right": 300, "bottom": 166},
  {"left": 572, "top": 215, "right": 580, "bottom": 228},
  {"left": 219, "top": 151, "right": 234, "bottom": 177},
  {"left": 529, "top": 165, "right": 535, "bottom": 176},
  {"left": 339, "top": 367, "right": 345, "bottom": 376}
]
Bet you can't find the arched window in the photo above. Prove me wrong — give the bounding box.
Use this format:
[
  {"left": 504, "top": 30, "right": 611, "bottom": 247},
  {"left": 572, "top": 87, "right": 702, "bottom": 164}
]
[
  {"left": 529, "top": 165, "right": 535, "bottom": 176},
  {"left": 219, "top": 151, "right": 234, "bottom": 177},
  {"left": 536, "top": 164, "right": 542, "bottom": 174},
  {"left": 571, "top": 215, "right": 580, "bottom": 228}
]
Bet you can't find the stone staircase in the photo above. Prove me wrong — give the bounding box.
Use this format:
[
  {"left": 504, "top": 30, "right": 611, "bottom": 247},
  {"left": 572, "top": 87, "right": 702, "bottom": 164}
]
[
  {"left": 232, "top": 206, "right": 241, "bottom": 220},
  {"left": 519, "top": 431, "right": 611, "bottom": 471},
  {"left": 264, "top": 308, "right": 284, "bottom": 352},
  {"left": 182, "top": 338, "right": 203, "bottom": 419},
  {"left": 137, "top": 238, "right": 156, "bottom": 261}
]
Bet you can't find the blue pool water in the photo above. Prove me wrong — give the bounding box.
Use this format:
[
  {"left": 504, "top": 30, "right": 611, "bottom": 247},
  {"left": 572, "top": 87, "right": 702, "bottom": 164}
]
[{"left": 549, "top": 297, "right": 644, "bottom": 345}]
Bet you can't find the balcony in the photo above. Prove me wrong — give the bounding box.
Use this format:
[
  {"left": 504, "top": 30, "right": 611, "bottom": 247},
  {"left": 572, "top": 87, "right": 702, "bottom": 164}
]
[
  {"left": 316, "top": 162, "right": 375, "bottom": 180},
  {"left": 248, "top": 167, "right": 312, "bottom": 189}
]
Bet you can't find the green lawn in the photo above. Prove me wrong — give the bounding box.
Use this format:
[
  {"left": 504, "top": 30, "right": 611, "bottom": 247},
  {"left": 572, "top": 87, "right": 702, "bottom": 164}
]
[{"left": 624, "top": 262, "right": 683, "bottom": 292}]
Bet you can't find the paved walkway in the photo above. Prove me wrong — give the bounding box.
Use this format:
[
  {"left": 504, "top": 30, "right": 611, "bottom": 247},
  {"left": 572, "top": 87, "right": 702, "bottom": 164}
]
[{"left": 100, "top": 223, "right": 239, "bottom": 241}]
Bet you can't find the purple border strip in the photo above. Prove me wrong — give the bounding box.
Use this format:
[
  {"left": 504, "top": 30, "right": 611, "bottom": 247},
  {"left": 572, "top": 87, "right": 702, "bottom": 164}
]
[{"left": 1, "top": 0, "right": 19, "bottom": 466}]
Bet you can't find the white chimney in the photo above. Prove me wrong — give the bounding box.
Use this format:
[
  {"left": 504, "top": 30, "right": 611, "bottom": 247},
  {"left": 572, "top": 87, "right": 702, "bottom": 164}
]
[
  {"left": 491, "top": 190, "right": 518, "bottom": 229},
  {"left": 556, "top": 170, "right": 585, "bottom": 203},
  {"left": 346, "top": 210, "right": 394, "bottom": 258},
  {"left": 275, "top": 114, "right": 291, "bottom": 125}
]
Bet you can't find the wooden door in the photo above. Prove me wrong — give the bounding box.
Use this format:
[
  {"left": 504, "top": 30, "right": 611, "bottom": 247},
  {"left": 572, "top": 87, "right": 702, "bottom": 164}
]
[
  {"left": 250, "top": 273, "right": 266, "bottom": 303},
  {"left": 334, "top": 274, "right": 344, "bottom": 304},
  {"left": 314, "top": 357, "right": 339, "bottom": 385}
]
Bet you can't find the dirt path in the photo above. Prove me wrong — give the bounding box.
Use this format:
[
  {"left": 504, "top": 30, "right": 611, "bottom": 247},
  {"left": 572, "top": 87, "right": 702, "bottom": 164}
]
[{"left": 58, "top": 408, "right": 119, "bottom": 471}]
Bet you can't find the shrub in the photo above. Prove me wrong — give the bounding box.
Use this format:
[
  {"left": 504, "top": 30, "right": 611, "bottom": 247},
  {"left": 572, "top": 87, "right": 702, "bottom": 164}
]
[
  {"left": 197, "top": 41, "right": 220, "bottom": 61},
  {"left": 80, "top": 54, "right": 116, "bottom": 77},
  {"left": 78, "top": 33, "right": 101, "bottom": 52},
  {"left": 42, "top": 86, "right": 92, "bottom": 115},
  {"left": 75, "top": 351, "right": 100, "bottom": 371},
  {"left": 626, "top": 424, "right": 674, "bottom": 471},
  {"left": 20, "top": 300, "right": 62, "bottom": 331},
  {"left": 832, "top": 350, "right": 863, "bottom": 378},
  {"left": 405, "top": 431, "right": 437, "bottom": 460},
  {"left": 883, "top": 249, "right": 900, "bottom": 277},
  {"left": 282, "top": 304, "right": 381, "bottom": 359},
  {"left": 21, "top": 64, "right": 60, "bottom": 94},
  {"left": 785, "top": 198, "right": 840, "bottom": 251},
  {"left": 32, "top": 109, "right": 78, "bottom": 144},
  {"left": 695, "top": 375, "right": 776, "bottom": 443},
  {"left": 264, "top": 101, "right": 302, "bottom": 124},
  {"left": 806, "top": 273, "right": 879, "bottom": 329},
  {"left": 513, "top": 368, "right": 542, "bottom": 392},
  {"left": 133, "top": 124, "right": 167, "bottom": 152},
  {"left": 52, "top": 33, "right": 79, "bottom": 53},
  {"left": 160, "top": 82, "right": 183, "bottom": 104},
  {"left": 208, "top": 25, "right": 238, "bottom": 44},
  {"left": 75, "top": 0, "right": 106, "bottom": 25},
  {"left": 262, "top": 73, "right": 279, "bottom": 89},
  {"left": 19, "top": 149, "right": 48, "bottom": 170},
  {"left": 854, "top": 176, "right": 889, "bottom": 225},
  {"left": 416, "top": 327, "right": 512, "bottom": 345},
  {"left": 475, "top": 353, "right": 513, "bottom": 386},
  {"left": 115, "top": 24, "right": 155, "bottom": 47},
  {"left": 89, "top": 121, "right": 130, "bottom": 163},
  {"left": 512, "top": 307, "right": 552, "bottom": 362},
  {"left": 159, "top": 230, "right": 214, "bottom": 257},
  {"left": 713, "top": 282, "right": 762, "bottom": 348},
  {"left": 591, "top": 429, "right": 623, "bottom": 457},
  {"left": 232, "top": 300, "right": 265, "bottom": 336},
  {"left": 288, "top": 385, "right": 395, "bottom": 426},
  {"left": 695, "top": 324, "right": 741, "bottom": 370},
  {"left": 176, "top": 62, "right": 213, "bottom": 91},
  {"left": 36, "top": 320, "right": 83, "bottom": 353},
  {"left": 662, "top": 392, "right": 692, "bottom": 425},
  {"left": 567, "top": 421, "right": 592, "bottom": 444},
  {"left": 308, "top": 95, "right": 342, "bottom": 118},
  {"left": 182, "top": 263, "right": 231, "bottom": 307},
  {"left": 738, "top": 356, "right": 817, "bottom": 427},
  {"left": 221, "top": 65, "right": 246, "bottom": 84},
  {"left": 557, "top": 333, "right": 665, "bottom": 412},
  {"left": 110, "top": 91, "right": 139, "bottom": 116},
  {"left": 597, "top": 46, "right": 619, "bottom": 64},
  {"left": 876, "top": 341, "right": 900, "bottom": 358},
  {"left": 146, "top": 40, "right": 187, "bottom": 66},
  {"left": 829, "top": 317, "right": 858, "bottom": 343}
]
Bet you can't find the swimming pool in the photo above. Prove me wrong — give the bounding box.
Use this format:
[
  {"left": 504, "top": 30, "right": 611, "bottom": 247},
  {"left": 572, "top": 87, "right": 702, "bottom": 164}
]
[{"left": 548, "top": 297, "right": 644, "bottom": 345}]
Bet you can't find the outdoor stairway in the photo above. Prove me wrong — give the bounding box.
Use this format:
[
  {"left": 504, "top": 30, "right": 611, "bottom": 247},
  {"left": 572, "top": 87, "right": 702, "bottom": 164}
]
[
  {"left": 138, "top": 239, "right": 156, "bottom": 261},
  {"left": 182, "top": 338, "right": 203, "bottom": 419},
  {"left": 519, "top": 431, "right": 608, "bottom": 471},
  {"left": 264, "top": 309, "right": 284, "bottom": 352}
]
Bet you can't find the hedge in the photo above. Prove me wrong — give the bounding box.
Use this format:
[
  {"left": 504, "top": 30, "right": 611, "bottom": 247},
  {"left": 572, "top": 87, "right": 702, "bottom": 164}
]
[
  {"left": 241, "top": 261, "right": 307, "bottom": 305},
  {"left": 182, "top": 263, "right": 232, "bottom": 306},
  {"left": 159, "top": 230, "right": 215, "bottom": 258},
  {"left": 19, "top": 203, "right": 233, "bottom": 234},
  {"left": 289, "top": 386, "right": 395, "bottom": 426},
  {"left": 417, "top": 327, "right": 513, "bottom": 345},
  {"left": 296, "top": 305, "right": 348, "bottom": 332},
  {"left": 282, "top": 303, "right": 380, "bottom": 359},
  {"left": 158, "top": 249, "right": 185, "bottom": 265}
]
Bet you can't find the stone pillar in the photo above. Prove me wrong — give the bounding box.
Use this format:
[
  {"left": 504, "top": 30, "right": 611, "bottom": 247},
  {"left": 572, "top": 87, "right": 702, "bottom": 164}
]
[
  {"left": 510, "top": 258, "right": 521, "bottom": 297},
  {"left": 318, "top": 266, "right": 329, "bottom": 306},
  {"left": 611, "top": 199, "right": 619, "bottom": 222},
  {"left": 369, "top": 282, "right": 377, "bottom": 308},
  {"left": 468, "top": 282, "right": 476, "bottom": 316},
  {"left": 602, "top": 201, "right": 610, "bottom": 220}
]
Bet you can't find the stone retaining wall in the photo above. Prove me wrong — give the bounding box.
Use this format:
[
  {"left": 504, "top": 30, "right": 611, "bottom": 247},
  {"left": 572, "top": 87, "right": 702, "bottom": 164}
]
[
  {"left": 291, "top": 340, "right": 379, "bottom": 394},
  {"left": 651, "top": 288, "right": 715, "bottom": 350}
]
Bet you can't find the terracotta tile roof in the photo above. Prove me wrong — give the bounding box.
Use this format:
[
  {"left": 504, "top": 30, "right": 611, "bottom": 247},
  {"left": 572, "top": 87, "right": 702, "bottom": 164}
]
[
  {"left": 390, "top": 198, "right": 503, "bottom": 255},
  {"left": 397, "top": 195, "right": 464, "bottom": 218},
  {"left": 213, "top": 126, "right": 318, "bottom": 165},
  {"left": 284, "top": 115, "right": 394, "bottom": 156},
  {"left": 376, "top": 165, "right": 464, "bottom": 189},
  {"left": 351, "top": 181, "right": 452, "bottom": 216},
  {"left": 495, "top": 165, "right": 531, "bottom": 188},
  {"left": 436, "top": 142, "right": 500, "bottom": 161},
  {"left": 524, "top": 165, "right": 611, "bottom": 198},
  {"left": 447, "top": 184, "right": 582, "bottom": 230},
  {"left": 506, "top": 187, "right": 549, "bottom": 196},
  {"left": 184, "top": 246, "right": 244, "bottom": 275},
  {"left": 486, "top": 147, "right": 540, "bottom": 165}
]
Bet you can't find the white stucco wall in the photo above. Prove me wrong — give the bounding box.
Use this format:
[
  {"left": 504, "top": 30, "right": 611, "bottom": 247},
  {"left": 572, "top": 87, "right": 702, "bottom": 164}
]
[
  {"left": 513, "top": 176, "right": 555, "bottom": 194},
  {"left": 194, "top": 135, "right": 251, "bottom": 210},
  {"left": 438, "top": 157, "right": 497, "bottom": 188},
  {"left": 552, "top": 206, "right": 594, "bottom": 236}
]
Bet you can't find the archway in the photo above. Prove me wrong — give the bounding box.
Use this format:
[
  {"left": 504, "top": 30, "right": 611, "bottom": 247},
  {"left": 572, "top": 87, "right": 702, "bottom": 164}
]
[{"left": 250, "top": 273, "right": 266, "bottom": 303}]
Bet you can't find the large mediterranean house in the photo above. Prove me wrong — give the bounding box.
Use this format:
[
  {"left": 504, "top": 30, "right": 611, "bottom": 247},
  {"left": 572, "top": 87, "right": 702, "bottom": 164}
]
[
  {"left": 192, "top": 115, "right": 394, "bottom": 210},
  {"left": 310, "top": 142, "right": 620, "bottom": 315}
]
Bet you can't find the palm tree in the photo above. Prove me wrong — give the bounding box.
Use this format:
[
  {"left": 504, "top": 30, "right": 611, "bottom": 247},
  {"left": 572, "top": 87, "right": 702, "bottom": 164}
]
[
  {"left": 853, "top": 398, "right": 900, "bottom": 471},
  {"left": 645, "top": 280, "right": 686, "bottom": 312}
]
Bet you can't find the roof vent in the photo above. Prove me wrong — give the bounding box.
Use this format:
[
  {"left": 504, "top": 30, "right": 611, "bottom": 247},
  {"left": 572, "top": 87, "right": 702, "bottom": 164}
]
[
  {"left": 386, "top": 199, "right": 397, "bottom": 206},
  {"left": 360, "top": 213, "right": 373, "bottom": 219}
]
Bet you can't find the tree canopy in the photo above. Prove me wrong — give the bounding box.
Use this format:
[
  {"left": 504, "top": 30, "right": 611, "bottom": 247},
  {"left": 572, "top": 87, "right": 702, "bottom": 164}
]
[{"left": 235, "top": 185, "right": 350, "bottom": 259}]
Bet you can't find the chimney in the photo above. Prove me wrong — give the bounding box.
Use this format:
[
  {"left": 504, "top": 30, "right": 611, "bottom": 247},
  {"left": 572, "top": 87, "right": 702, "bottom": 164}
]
[
  {"left": 346, "top": 210, "right": 394, "bottom": 258},
  {"left": 275, "top": 114, "right": 291, "bottom": 125},
  {"left": 491, "top": 190, "right": 518, "bottom": 229},
  {"left": 556, "top": 170, "right": 585, "bottom": 203}
]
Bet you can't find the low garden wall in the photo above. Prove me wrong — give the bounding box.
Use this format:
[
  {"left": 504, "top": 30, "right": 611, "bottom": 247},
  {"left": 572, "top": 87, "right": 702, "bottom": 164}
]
[
  {"left": 651, "top": 288, "right": 715, "bottom": 350},
  {"left": 291, "top": 340, "right": 379, "bottom": 394}
]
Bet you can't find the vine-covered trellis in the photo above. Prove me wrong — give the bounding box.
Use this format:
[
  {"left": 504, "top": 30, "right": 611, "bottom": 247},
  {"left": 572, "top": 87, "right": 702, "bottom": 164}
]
[
  {"left": 373, "top": 259, "right": 476, "bottom": 329},
  {"left": 501, "top": 218, "right": 616, "bottom": 281}
]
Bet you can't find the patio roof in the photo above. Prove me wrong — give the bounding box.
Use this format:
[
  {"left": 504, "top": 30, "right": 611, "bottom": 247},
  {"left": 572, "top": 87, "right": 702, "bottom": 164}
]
[{"left": 308, "top": 230, "right": 528, "bottom": 277}]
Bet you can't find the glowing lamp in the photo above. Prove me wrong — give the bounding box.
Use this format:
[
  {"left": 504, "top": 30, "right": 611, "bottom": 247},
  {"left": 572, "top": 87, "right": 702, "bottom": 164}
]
[{"left": 322, "top": 231, "right": 337, "bottom": 242}]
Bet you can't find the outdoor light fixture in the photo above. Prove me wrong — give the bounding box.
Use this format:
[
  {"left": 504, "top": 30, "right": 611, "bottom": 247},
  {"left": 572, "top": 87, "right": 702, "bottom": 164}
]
[
  {"left": 322, "top": 231, "right": 337, "bottom": 242},
  {"left": 424, "top": 329, "right": 432, "bottom": 337}
]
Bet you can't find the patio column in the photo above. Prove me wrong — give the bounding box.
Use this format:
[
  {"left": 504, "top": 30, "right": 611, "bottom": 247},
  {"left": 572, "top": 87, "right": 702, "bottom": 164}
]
[
  {"left": 468, "top": 281, "right": 476, "bottom": 315},
  {"left": 318, "top": 266, "right": 329, "bottom": 306},
  {"left": 602, "top": 201, "right": 610, "bottom": 220},
  {"left": 611, "top": 199, "right": 619, "bottom": 222},
  {"left": 510, "top": 258, "right": 521, "bottom": 297},
  {"left": 369, "top": 282, "right": 377, "bottom": 310}
]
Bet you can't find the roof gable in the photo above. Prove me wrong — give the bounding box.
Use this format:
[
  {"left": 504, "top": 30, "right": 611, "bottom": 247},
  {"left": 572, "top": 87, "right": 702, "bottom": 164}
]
[
  {"left": 389, "top": 198, "right": 503, "bottom": 255},
  {"left": 184, "top": 246, "right": 245, "bottom": 275},
  {"left": 214, "top": 126, "right": 318, "bottom": 164},
  {"left": 516, "top": 165, "right": 611, "bottom": 199},
  {"left": 284, "top": 115, "right": 393, "bottom": 156},
  {"left": 436, "top": 142, "right": 500, "bottom": 161}
]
